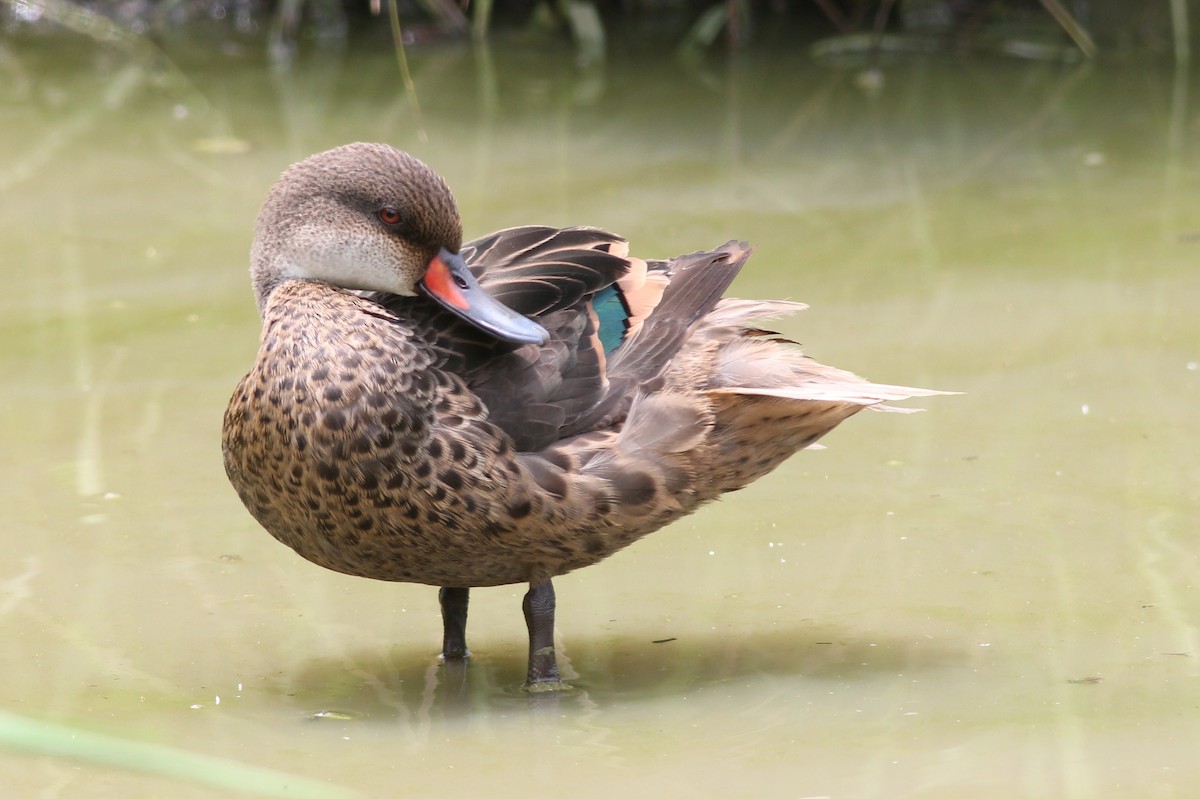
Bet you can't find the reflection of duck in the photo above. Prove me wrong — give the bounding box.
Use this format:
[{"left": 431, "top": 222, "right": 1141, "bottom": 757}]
[{"left": 222, "top": 142, "right": 946, "bottom": 689}]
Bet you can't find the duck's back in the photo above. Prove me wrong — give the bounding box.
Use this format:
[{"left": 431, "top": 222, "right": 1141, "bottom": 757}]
[{"left": 376, "top": 225, "right": 940, "bottom": 521}]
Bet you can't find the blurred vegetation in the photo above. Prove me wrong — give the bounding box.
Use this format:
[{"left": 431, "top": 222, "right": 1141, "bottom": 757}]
[
  {"left": 0, "top": 0, "right": 1192, "bottom": 64},
  {"left": 0, "top": 710, "right": 361, "bottom": 798}
]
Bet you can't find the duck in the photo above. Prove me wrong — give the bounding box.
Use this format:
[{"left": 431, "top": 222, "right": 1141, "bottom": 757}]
[{"left": 222, "top": 142, "right": 946, "bottom": 690}]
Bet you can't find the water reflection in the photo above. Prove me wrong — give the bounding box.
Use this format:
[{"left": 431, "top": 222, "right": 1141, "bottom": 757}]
[{"left": 285, "top": 624, "right": 968, "bottom": 722}]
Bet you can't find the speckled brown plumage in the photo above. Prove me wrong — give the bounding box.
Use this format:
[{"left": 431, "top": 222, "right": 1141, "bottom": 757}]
[{"left": 222, "top": 143, "right": 948, "bottom": 687}]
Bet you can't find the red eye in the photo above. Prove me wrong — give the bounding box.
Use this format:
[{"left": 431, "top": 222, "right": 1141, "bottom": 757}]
[{"left": 378, "top": 207, "right": 402, "bottom": 226}]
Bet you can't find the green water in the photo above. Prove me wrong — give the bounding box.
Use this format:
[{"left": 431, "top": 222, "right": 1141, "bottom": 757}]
[{"left": 2, "top": 29, "right": 1198, "bottom": 799}]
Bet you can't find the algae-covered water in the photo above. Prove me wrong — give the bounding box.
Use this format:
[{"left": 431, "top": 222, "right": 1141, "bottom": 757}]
[{"left": 1, "top": 28, "right": 1198, "bottom": 799}]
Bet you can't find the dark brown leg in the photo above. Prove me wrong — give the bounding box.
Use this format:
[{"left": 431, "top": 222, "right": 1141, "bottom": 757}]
[
  {"left": 439, "top": 586, "right": 470, "bottom": 659},
  {"left": 522, "top": 579, "right": 563, "bottom": 687}
]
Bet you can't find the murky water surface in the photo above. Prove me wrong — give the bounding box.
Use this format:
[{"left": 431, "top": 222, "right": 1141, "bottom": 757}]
[{"left": 2, "top": 29, "right": 1198, "bottom": 798}]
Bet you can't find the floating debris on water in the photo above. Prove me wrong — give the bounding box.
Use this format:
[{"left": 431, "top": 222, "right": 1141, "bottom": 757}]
[{"left": 308, "top": 710, "right": 355, "bottom": 721}]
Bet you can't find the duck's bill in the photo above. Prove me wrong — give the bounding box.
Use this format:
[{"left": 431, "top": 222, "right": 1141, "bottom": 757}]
[{"left": 418, "top": 249, "right": 549, "bottom": 346}]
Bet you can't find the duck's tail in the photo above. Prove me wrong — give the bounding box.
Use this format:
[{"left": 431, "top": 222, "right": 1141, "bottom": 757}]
[
  {"left": 691, "top": 298, "right": 955, "bottom": 489},
  {"left": 703, "top": 298, "right": 948, "bottom": 406}
]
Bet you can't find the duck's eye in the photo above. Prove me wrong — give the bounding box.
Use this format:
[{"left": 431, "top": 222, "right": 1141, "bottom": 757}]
[{"left": 378, "top": 207, "right": 403, "bottom": 226}]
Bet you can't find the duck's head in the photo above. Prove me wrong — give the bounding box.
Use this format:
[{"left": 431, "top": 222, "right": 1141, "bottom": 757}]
[{"left": 251, "top": 142, "right": 547, "bottom": 346}]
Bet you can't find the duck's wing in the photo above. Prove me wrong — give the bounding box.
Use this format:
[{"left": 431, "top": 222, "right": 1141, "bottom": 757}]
[
  {"left": 371, "top": 227, "right": 748, "bottom": 453},
  {"left": 466, "top": 228, "right": 751, "bottom": 443},
  {"left": 555, "top": 240, "right": 747, "bottom": 437}
]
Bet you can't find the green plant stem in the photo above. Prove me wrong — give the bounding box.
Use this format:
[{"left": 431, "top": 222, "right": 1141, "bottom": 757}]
[
  {"left": 0, "top": 711, "right": 360, "bottom": 799},
  {"left": 388, "top": 0, "right": 428, "bottom": 143}
]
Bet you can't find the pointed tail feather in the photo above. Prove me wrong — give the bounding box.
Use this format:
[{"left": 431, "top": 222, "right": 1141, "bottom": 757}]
[{"left": 710, "top": 382, "right": 955, "bottom": 409}]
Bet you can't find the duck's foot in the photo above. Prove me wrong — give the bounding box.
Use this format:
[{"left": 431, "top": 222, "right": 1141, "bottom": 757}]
[
  {"left": 439, "top": 586, "right": 470, "bottom": 660},
  {"left": 523, "top": 579, "right": 568, "bottom": 689}
]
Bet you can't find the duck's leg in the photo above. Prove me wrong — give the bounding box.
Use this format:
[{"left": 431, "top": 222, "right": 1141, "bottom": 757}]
[
  {"left": 522, "top": 579, "right": 564, "bottom": 687},
  {"left": 439, "top": 586, "right": 470, "bottom": 659}
]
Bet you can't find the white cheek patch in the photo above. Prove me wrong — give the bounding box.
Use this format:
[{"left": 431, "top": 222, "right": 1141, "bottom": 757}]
[{"left": 282, "top": 225, "right": 420, "bottom": 296}]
